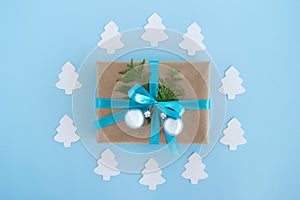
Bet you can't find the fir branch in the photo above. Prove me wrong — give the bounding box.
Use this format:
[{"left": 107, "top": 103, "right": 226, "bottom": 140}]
[
  {"left": 116, "top": 60, "right": 185, "bottom": 101},
  {"left": 116, "top": 59, "right": 149, "bottom": 94},
  {"left": 117, "top": 59, "right": 134, "bottom": 75},
  {"left": 115, "top": 85, "right": 131, "bottom": 95},
  {"left": 156, "top": 68, "right": 185, "bottom": 101}
]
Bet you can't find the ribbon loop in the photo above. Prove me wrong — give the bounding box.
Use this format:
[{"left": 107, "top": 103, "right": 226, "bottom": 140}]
[{"left": 128, "top": 84, "right": 155, "bottom": 106}]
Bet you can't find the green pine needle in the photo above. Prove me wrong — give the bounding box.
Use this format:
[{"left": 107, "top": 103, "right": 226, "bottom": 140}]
[
  {"left": 116, "top": 85, "right": 131, "bottom": 94},
  {"left": 116, "top": 59, "right": 185, "bottom": 101}
]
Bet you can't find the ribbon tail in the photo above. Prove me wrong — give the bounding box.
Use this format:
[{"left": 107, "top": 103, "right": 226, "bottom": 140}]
[
  {"left": 94, "top": 109, "right": 128, "bottom": 130},
  {"left": 164, "top": 133, "right": 180, "bottom": 156},
  {"left": 149, "top": 60, "right": 159, "bottom": 97},
  {"left": 179, "top": 99, "right": 210, "bottom": 110},
  {"left": 149, "top": 107, "right": 160, "bottom": 144},
  {"left": 96, "top": 98, "right": 147, "bottom": 109}
]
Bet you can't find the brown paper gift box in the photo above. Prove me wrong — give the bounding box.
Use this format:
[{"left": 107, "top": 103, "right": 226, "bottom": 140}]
[{"left": 96, "top": 61, "right": 210, "bottom": 144}]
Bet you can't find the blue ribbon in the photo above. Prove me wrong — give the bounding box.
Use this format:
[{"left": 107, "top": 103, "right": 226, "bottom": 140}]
[{"left": 94, "top": 60, "right": 210, "bottom": 156}]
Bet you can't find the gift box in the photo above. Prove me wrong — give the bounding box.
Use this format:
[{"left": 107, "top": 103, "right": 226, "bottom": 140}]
[{"left": 95, "top": 60, "right": 210, "bottom": 148}]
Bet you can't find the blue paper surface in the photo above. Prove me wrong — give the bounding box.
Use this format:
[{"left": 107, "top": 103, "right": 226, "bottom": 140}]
[{"left": 0, "top": 0, "right": 300, "bottom": 199}]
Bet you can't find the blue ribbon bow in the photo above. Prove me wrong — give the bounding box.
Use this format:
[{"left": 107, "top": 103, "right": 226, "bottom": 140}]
[
  {"left": 94, "top": 60, "right": 210, "bottom": 155},
  {"left": 128, "top": 83, "right": 185, "bottom": 119}
]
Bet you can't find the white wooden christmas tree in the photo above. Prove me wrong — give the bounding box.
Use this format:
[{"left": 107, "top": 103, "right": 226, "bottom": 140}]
[
  {"left": 54, "top": 115, "right": 80, "bottom": 147},
  {"left": 93, "top": 149, "right": 120, "bottom": 181},
  {"left": 97, "top": 21, "right": 124, "bottom": 54},
  {"left": 141, "top": 13, "right": 168, "bottom": 47},
  {"left": 179, "top": 22, "right": 206, "bottom": 56},
  {"left": 55, "top": 61, "right": 82, "bottom": 95},
  {"left": 181, "top": 152, "right": 208, "bottom": 184},
  {"left": 218, "top": 66, "right": 246, "bottom": 100},
  {"left": 220, "top": 118, "right": 247, "bottom": 150},
  {"left": 139, "top": 158, "right": 166, "bottom": 190}
]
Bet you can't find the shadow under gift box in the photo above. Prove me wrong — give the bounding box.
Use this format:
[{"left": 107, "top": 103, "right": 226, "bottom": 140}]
[{"left": 96, "top": 61, "right": 210, "bottom": 144}]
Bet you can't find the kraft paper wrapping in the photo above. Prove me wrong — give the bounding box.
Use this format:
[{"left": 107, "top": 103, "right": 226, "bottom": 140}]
[{"left": 96, "top": 61, "right": 210, "bottom": 144}]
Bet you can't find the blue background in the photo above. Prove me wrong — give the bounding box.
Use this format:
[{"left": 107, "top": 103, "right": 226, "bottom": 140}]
[{"left": 1, "top": 0, "right": 299, "bottom": 199}]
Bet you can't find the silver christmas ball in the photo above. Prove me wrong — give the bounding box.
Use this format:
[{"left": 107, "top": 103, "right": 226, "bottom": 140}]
[
  {"left": 163, "top": 118, "right": 183, "bottom": 136},
  {"left": 124, "top": 109, "right": 145, "bottom": 129}
]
